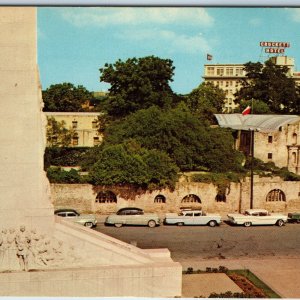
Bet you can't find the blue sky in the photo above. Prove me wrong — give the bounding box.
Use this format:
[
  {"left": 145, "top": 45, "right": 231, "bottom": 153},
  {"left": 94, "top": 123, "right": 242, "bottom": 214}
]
[{"left": 38, "top": 7, "right": 300, "bottom": 94}]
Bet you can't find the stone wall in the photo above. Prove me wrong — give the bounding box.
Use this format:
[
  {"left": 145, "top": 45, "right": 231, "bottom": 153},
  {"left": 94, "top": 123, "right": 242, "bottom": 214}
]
[{"left": 51, "top": 177, "right": 300, "bottom": 215}]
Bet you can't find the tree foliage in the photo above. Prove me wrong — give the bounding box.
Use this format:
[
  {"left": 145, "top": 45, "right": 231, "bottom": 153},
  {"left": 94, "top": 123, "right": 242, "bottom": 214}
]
[
  {"left": 43, "top": 82, "right": 94, "bottom": 112},
  {"left": 235, "top": 60, "right": 300, "bottom": 114},
  {"left": 99, "top": 56, "right": 179, "bottom": 117},
  {"left": 87, "top": 142, "right": 179, "bottom": 189},
  {"left": 185, "top": 82, "right": 225, "bottom": 122},
  {"left": 46, "top": 117, "right": 74, "bottom": 147},
  {"left": 101, "top": 104, "right": 244, "bottom": 172},
  {"left": 235, "top": 99, "right": 271, "bottom": 114}
]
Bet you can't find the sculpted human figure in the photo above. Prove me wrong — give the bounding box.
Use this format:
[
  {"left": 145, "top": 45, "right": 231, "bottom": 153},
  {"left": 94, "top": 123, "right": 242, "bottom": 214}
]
[
  {"left": 6, "top": 228, "right": 18, "bottom": 270},
  {"left": 15, "top": 225, "right": 31, "bottom": 271},
  {"left": 0, "top": 229, "right": 8, "bottom": 269}
]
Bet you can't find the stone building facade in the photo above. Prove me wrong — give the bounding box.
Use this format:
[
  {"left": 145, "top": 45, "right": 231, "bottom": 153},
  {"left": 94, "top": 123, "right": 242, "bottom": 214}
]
[
  {"left": 45, "top": 112, "right": 103, "bottom": 147},
  {"left": 51, "top": 176, "right": 300, "bottom": 216},
  {"left": 215, "top": 114, "right": 300, "bottom": 175}
]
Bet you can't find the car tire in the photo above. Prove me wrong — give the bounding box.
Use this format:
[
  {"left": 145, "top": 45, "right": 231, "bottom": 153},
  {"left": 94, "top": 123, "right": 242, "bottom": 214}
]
[
  {"left": 84, "top": 222, "right": 93, "bottom": 228},
  {"left": 177, "top": 222, "right": 184, "bottom": 226},
  {"left": 114, "top": 223, "right": 123, "bottom": 228},
  {"left": 208, "top": 220, "right": 217, "bottom": 227},
  {"left": 244, "top": 222, "right": 252, "bottom": 227},
  {"left": 148, "top": 220, "right": 156, "bottom": 228},
  {"left": 277, "top": 219, "right": 285, "bottom": 227}
]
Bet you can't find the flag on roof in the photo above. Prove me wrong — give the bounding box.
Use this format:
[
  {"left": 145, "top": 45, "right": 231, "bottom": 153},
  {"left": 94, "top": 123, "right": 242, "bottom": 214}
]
[
  {"left": 242, "top": 106, "right": 251, "bottom": 115},
  {"left": 207, "top": 54, "right": 213, "bottom": 61}
]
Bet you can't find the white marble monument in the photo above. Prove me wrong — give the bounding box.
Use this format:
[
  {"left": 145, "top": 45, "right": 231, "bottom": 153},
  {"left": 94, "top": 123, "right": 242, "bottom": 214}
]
[{"left": 0, "top": 7, "right": 182, "bottom": 297}]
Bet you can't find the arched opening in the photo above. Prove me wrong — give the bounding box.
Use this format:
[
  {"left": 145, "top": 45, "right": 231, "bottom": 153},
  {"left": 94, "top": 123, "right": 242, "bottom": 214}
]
[
  {"left": 181, "top": 194, "right": 201, "bottom": 204},
  {"left": 292, "top": 152, "right": 297, "bottom": 164},
  {"left": 96, "top": 190, "right": 117, "bottom": 203},
  {"left": 154, "top": 195, "right": 166, "bottom": 203},
  {"left": 266, "top": 189, "right": 286, "bottom": 202},
  {"left": 215, "top": 193, "right": 226, "bottom": 202},
  {"left": 292, "top": 133, "right": 297, "bottom": 145}
]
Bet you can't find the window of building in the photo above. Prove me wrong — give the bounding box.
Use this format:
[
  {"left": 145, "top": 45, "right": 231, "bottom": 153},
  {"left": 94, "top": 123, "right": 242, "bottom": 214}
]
[
  {"left": 226, "top": 68, "right": 233, "bottom": 76},
  {"left": 93, "top": 137, "right": 100, "bottom": 146},
  {"left": 154, "top": 194, "right": 166, "bottom": 203},
  {"left": 225, "top": 81, "right": 229, "bottom": 87},
  {"left": 217, "top": 68, "right": 224, "bottom": 76},
  {"left": 92, "top": 120, "right": 98, "bottom": 129},
  {"left": 181, "top": 194, "right": 201, "bottom": 203},
  {"left": 72, "top": 134, "right": 79, "bottom": 146},
  {"left": 96, "top": 190, "right": 117, "bottom": 203},
  {"left": 268, "top": 136, "right": 273, "bottom": 143},
  {"left": 266, "top": 189, "right": 286, "bottom": 202},
  {"left": 267, "top": 153, "right": 273, "bottom": 159},
  {"left": 292, "top": 152, "right": 297, "bottom": 164},
  {"left": 228, "top": 98, "right": 233, "bottom": 105},
  {"left": 207, "top": 67, "right": 214, "bottom": 75},
  {"left": 72, "top": 121, "right": 78, "bottom": 129},
  {"left": 292, "top": 133, "right": 297, "bottom": 145},
  {"left": 235, "top": 68, "right": 244, "bottom": 76}
]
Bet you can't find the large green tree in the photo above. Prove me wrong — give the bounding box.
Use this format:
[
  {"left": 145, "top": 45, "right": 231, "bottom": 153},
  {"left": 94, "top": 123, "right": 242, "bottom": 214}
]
[
  {"left": 101, "top": 104, "right": 244, "bottom": 172},
  {"left": 185, "top": 82, "right": 225, "bottom": 122},
  {"left": 87, "top": 142, "right": 179, "bottom": 189},
  {"left": 43, "top": 82, "right": 94, "bottom": 112},
  {"left": 235, "top": 60, "right": 300, "bottom": 114},
  {"left": 99, "top": 56, "right": 180, "bottom": 117}
]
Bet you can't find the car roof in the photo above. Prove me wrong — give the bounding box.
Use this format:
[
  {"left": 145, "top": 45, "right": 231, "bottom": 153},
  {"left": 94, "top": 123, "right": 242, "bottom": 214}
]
[
  {"left": 54, "top": 208, "right": 79, "bottom": 214},
  {"left": 117, "top": 207, "right": 143, "bottom": 211}
]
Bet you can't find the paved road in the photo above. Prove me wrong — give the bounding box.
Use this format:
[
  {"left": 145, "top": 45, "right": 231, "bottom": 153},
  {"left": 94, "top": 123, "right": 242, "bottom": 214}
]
[{"left": 95, "top": 222, "right": 300, "bottom": 262}]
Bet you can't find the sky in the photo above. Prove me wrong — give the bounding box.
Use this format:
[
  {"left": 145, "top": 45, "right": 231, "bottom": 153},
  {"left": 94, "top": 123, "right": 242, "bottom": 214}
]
[{"left": 38, "top": 7, "right": 300, "bottom": 95}]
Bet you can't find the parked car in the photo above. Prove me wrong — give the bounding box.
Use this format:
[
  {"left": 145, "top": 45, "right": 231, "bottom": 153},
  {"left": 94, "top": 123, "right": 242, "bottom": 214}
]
[
  {"left": 54, "top": 208, "right": 97, "bottom": 228},
  {"left": 227, "top": 209, "right": 287, "bottom": 227},
  {"left": 164, "top": 209, "right": 222, "bottom": 227},
  {"left": 288, "top": 212, "right": 300, "bottom": 223},
  {"left": 105, "top": 207, "right": 160, "bottom": 228}
]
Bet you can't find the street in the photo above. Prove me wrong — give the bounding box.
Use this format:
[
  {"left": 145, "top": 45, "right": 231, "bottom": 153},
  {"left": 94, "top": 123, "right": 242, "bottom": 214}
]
[{"left": 95, "top": 222, "right": 300, "bottom": 262}]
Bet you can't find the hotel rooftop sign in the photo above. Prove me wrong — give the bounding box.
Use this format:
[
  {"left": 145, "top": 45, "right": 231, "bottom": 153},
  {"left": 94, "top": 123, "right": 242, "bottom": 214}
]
[{"left": 260, "top": 41, "right": 290, "bottom": 54}]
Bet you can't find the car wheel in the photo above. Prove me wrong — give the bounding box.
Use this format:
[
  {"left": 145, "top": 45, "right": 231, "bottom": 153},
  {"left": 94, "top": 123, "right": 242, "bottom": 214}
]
[
  {"left": 84, "top": 222, "right": 93, "bottom": 228},
  {"left": 148, "top": 220, "right": 156, "bottom": 228},
  {"left": 114, "top": 223, "right": 123, "bottom": 228},
  {"left": 244, "top": 222, "right": 252, "bottom": 227},
  {"left": 277, "top": 219, "right": 285, "bottom": 227},
  {"left": 177, "top": 222, "right": 184, "bottom": 226},
  {"left": 208, "top": 220, "right": 217, "bottom": 227}
]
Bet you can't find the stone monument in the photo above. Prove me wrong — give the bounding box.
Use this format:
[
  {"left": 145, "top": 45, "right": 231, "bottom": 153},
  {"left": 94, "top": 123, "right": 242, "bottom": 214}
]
[{"left": 0, "top": 7, "right": 182, "bottom": 297}]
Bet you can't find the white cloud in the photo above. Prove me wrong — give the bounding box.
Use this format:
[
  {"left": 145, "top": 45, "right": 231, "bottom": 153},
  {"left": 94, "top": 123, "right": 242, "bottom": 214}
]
[
  {"left": 60, "top": 7, "right": 214, "bottom": 27},
  {"left": 288, "top": 8, "right": 300, "bottom": 22},
  {"left": 117, "top": 28, "right": 211, "bottom": 54}
]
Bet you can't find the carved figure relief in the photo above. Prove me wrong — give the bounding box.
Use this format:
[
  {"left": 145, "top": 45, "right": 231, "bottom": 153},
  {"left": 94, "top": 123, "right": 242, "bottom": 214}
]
[{"left": 0, "top": 225, "right": 81, "bottom": 272}]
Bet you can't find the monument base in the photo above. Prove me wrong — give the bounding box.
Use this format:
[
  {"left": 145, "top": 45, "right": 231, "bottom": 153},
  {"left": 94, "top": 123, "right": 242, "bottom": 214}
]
[{"left": 0, "top": 219, "right": 182, "bottom": 297}]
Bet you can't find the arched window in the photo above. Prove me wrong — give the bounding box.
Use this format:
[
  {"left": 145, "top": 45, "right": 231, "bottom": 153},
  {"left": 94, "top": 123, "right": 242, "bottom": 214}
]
[
  {"left": 154, "top": 195, "right": 166, "bottom": 203},
  {"left": 215, "top": 193, "right": 226, "bottom": 202},
  {"left": 72, "top": 133, "right": 79, "bottom": 146},
  {"left": 292, "top": 133, "right": 297, "bottom": 145},
  {"left": 181, "top": 194, "right": 201, "bottom": 204},
  {"left": 96, "top": 190, "right": 117, "bottom": 203},
  {"left": 266, "top": 189, "right": 286, "bottom": 202}
]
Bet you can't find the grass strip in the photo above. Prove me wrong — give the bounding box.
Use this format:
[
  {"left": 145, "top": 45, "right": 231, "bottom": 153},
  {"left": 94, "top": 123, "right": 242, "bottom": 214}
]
[{"left": 228, "top": 269, "right": 281, "bottom": 298}]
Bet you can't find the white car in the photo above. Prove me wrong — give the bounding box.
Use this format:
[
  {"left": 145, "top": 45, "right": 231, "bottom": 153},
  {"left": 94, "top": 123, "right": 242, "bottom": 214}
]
[
  {"left": 227, "top": 209, "right": 287, "bottom": 227},
  {"left": 164, "top": 209, "right": 221, "bottom": 227}
]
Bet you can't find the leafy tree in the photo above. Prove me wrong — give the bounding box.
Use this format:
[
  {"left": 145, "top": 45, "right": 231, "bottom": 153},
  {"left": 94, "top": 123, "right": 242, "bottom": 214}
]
[
  {"left": 43, "top": 82, "right": 94, "bottom": 112},
  {"left": 186, "top": 82, "right": 226, "bottom": 122},
  {"left": 46, "top": 117, "right": 74, "bottom": 147},
  {"left": 101, "top": 104, "right": 244, "bottom": 172},
  {"left": 235, "top": 99, "right": 271, "bottom": 114},
  {"left": 99, "top": 56, "right": 179, "bottom": 117},
  {"left": 47, "top": 167, "right": 84, "bottom": 184},
  {"left": 235, "top": 60, "right": 300, "bottom": 114},
  {"left": 87, "top": 142, "right": 179, "bottom": 189}
]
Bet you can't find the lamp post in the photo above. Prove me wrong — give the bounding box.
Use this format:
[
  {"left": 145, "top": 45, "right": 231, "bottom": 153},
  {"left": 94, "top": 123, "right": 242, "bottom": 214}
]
[{"left": 249, "top": 129, "right": 254, "bottom": 209}]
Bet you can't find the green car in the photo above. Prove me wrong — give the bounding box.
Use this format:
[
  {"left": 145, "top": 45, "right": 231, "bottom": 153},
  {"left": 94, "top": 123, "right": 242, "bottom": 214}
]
[
  {"left": 288, "top": 212, "right": 300, "bottom": 223},
  {"left": 105, "top": 207, "right": 160, "bottom": 228}
]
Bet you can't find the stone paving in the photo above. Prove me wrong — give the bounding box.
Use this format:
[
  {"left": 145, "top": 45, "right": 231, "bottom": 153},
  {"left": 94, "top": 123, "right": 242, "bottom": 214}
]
[{"left": 180, "top": 257, "right": 300, "bottom": 298}]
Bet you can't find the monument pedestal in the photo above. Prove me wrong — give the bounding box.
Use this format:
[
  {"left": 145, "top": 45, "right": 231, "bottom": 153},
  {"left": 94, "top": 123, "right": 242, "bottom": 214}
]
[{"left": 0, "top": 7, "right": 182, "bottom": 297}]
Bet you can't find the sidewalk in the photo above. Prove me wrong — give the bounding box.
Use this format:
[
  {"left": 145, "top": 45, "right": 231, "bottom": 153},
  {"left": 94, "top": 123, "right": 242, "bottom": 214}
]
[{"left": 180, "top": 257, "right": 300, "bottom": 298}]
